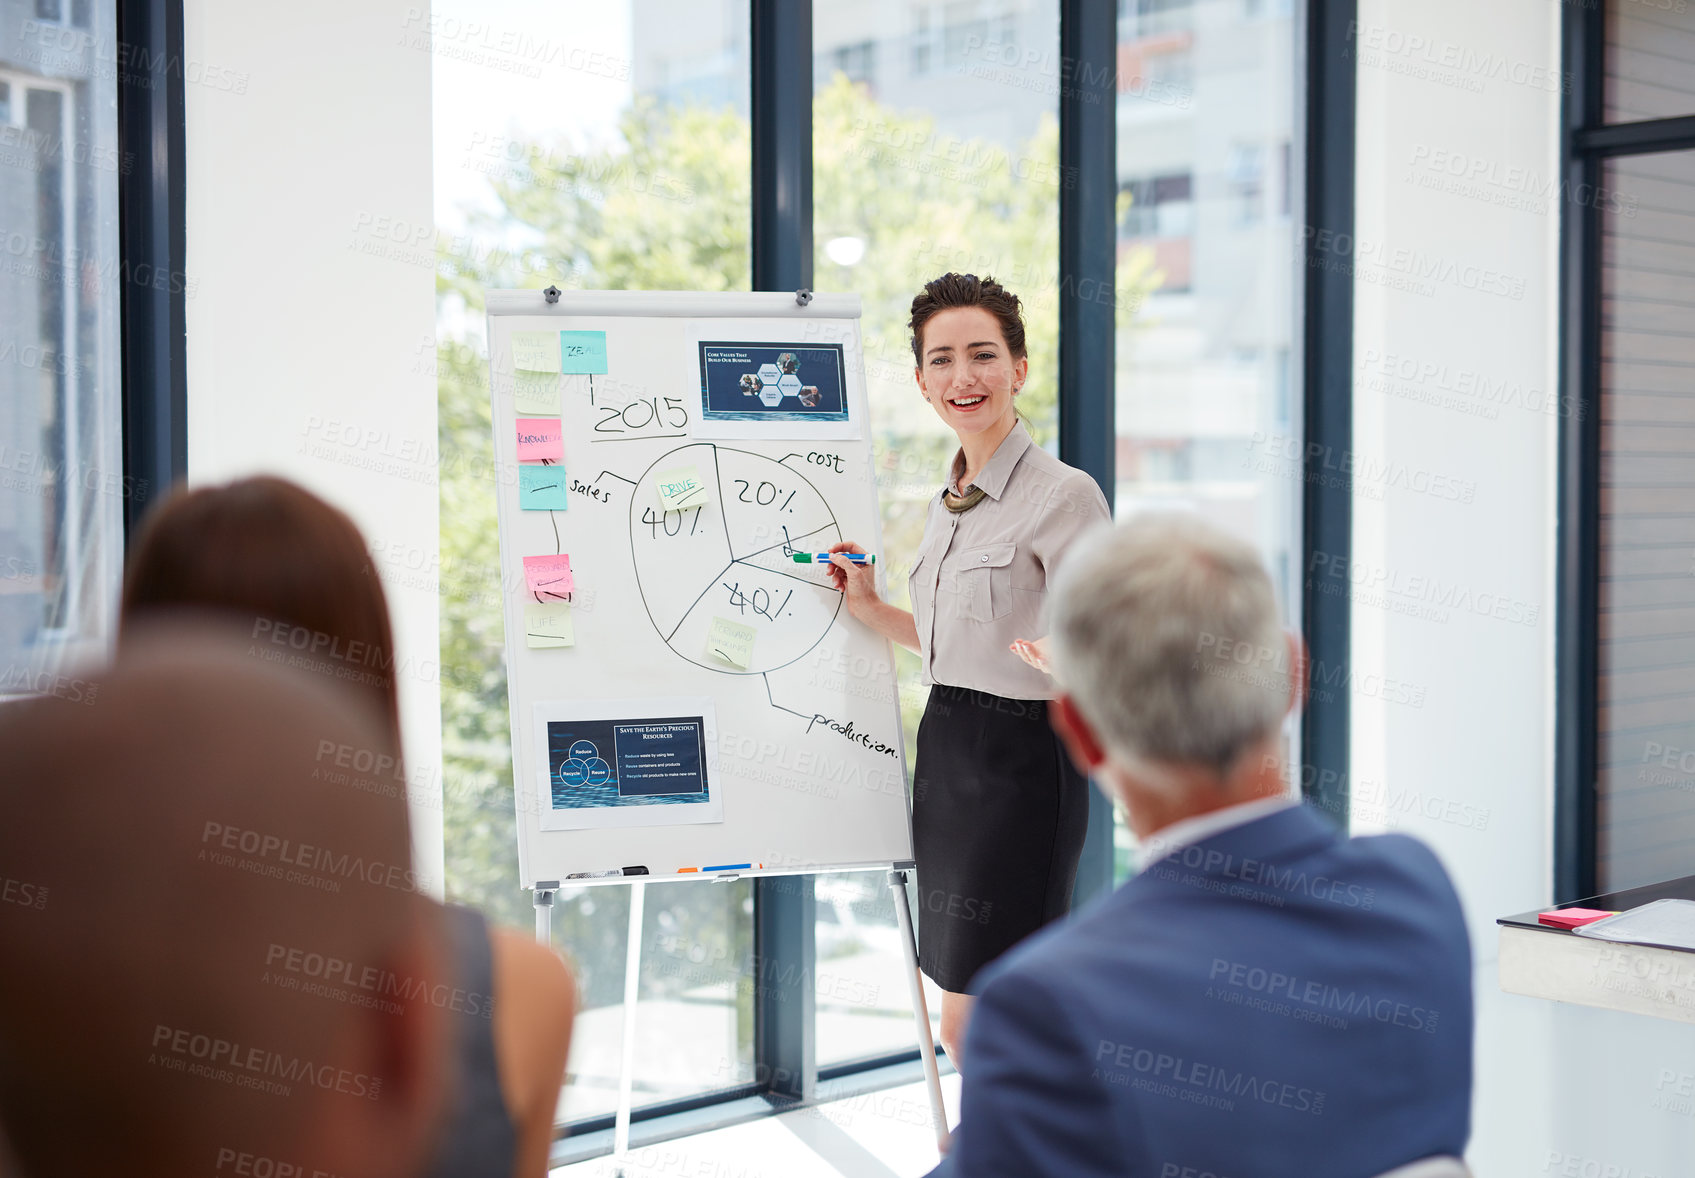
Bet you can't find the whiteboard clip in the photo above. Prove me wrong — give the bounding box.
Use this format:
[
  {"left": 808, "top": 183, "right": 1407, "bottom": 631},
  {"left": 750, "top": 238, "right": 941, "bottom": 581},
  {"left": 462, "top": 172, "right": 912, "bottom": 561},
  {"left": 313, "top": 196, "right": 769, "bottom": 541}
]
[
  {"left": 794, "top": 288, "right": 812, "bottom": 307},
  {"left": 543, "top": 285, "right": 562, "bottom": 305}
]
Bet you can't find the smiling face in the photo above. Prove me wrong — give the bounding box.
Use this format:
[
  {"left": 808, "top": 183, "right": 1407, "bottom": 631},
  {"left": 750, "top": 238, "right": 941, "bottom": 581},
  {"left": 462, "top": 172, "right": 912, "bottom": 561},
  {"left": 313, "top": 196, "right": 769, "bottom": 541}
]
[{"left": 914, "top": 306, "right": 1028, "bottom": 441}]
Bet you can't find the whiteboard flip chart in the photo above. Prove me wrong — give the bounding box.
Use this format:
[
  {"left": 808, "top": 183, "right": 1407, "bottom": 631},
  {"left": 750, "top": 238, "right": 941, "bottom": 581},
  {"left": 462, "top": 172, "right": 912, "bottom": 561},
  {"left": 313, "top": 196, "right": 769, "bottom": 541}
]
[{"left": 486, "top": 290, "right": 912, "bottom": 886}]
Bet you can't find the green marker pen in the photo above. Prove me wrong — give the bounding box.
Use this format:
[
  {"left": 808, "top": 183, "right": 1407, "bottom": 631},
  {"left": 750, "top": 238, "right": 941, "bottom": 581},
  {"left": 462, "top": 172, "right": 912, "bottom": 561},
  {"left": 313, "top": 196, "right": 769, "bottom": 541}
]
[{"left": 792, "top": 552, "right": 875, "bottom": 565}]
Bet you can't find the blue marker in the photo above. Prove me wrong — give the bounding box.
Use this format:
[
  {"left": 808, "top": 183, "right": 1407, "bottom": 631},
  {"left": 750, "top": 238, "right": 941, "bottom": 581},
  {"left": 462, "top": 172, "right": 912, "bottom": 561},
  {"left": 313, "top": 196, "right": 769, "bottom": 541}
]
[
  {"left": 702, "top": 862, "right": 755, "bottom": 872},
  {"left": 792, "top": 552, "right": 875, "bottom": 565}
]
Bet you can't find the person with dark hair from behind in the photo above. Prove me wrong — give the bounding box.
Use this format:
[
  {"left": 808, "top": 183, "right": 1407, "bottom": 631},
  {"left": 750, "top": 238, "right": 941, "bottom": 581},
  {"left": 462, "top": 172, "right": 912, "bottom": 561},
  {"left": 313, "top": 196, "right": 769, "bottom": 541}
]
[
  {"left": 930, "top": 514, "right": 1473, "bottom": 1178},
  {"left": 0, "top": 630, "right": 449, "bottom": 1178},
  {"left": 118, "top": 476, "right": 576, "bottom": 1178}
]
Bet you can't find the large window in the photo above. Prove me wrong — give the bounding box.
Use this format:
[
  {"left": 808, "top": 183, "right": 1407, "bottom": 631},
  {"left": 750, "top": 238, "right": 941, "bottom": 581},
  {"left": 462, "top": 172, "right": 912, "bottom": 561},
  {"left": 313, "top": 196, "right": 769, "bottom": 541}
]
[
  {"left": 431, "top": 0, "right": 1313, "bottom": 1147},
  {"left": 1604, "top": 0, "right": 1695, "bottom": 123},
  {"left": 1114, "top": 0, "right": 1299, "bottom": 874},
  {"left": 1560, "top": 0, "right": 1695, "bottom": 897},
  {"left": 0, "top": 4, "right": 124, "bottom": 698},
  {"left": 809, "top": 0, "right": 1061, "bottom": 1069},
  {"left": 1597, "top": 148, "right": 1695, "bottom": 892},
  {"left": 428, "top": 0, "right": 755, "bottom": 1126}
]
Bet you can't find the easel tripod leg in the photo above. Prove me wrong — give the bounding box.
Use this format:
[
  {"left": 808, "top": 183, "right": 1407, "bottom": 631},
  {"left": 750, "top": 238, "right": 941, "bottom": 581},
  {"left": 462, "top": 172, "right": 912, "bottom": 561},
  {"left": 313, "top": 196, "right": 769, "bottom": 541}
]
[
  {"left": 534, "top": 886, "right": 555, "bottom": 944},
  {"left": 889, "top": 869, "right": 950, "bottom": 1155},
  {"left": 612, "top": 878, "right": 646, "bottom": 1175}
]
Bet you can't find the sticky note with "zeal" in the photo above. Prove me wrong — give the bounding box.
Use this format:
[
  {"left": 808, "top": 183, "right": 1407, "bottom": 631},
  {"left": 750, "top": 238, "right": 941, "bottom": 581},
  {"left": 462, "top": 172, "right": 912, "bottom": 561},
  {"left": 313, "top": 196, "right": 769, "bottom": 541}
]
[
  {"left": 560, "top": 330, "right": 608, "bottom": 375},
  {"left": 516, "top": 418, "right": 563, "bottom": 463}
]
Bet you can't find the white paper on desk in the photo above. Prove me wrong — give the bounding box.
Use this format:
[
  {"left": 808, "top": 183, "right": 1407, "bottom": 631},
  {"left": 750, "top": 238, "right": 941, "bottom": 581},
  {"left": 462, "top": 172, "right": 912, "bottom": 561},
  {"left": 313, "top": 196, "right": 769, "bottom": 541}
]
[{"left": 1573, "top": 898, "right": 1695, "bottom": 951}]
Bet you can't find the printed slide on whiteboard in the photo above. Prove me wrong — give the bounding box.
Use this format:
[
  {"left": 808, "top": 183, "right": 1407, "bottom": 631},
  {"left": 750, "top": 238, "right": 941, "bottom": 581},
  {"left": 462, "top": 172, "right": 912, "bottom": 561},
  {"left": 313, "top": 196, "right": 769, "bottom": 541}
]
[
  {"left": 690, "top": 325, "right": 860, "bottom": 441},
  {"left": 533, "top": 697, "right": 724, "bottom": 832}
]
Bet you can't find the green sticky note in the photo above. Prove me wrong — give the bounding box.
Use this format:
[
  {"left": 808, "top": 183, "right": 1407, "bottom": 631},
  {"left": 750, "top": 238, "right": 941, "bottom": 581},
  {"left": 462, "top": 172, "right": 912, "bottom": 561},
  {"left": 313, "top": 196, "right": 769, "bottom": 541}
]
[
  {"left": 519, "top": 465, "right": 569, "bottom": 511},
  {"left": 705, "top": 616, "right": 756, "bottom": 669},
  {"left": 513, "top": 372, "right": 561, "bottom": 416},
  {"left": 654, "top": 464, "right": 710, "bottom": 511},
  {"left": 512, "top": 331, "right": 561, "bottom": 373},
  {"left": 560, "top": 330, "right": 609, "bottom": 375},
  {"left": 525, "top": 601, "right": 574, "bottom": 649}
]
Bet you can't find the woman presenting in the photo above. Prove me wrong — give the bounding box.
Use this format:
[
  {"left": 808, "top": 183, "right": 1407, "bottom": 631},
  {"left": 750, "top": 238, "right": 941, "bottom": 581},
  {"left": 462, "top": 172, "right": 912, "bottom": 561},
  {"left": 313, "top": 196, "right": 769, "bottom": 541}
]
[{"left": 827, "top": 272, "right": 1111, "bottom": 1070}]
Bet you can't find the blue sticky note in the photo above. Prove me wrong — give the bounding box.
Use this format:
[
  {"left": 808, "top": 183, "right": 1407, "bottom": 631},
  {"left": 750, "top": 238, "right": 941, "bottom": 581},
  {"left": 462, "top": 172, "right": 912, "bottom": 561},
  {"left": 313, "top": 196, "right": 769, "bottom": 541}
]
[
  {"left": 560, "top": 330, "right": 609, "bottom": 375},
  {"left": 519, "top": 464, "right": 569, "bottom": 511}
]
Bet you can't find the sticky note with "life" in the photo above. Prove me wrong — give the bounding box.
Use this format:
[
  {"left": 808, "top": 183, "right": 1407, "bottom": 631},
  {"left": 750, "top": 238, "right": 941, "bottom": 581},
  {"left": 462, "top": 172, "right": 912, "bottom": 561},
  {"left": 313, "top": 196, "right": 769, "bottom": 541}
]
[{"left": 525, "top": 601, "right": 574, "bottom": 648}]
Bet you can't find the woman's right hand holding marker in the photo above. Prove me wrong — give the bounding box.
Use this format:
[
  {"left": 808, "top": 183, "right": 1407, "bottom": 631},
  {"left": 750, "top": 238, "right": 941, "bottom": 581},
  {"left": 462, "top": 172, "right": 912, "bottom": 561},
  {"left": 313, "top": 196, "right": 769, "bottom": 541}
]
[{"left": 827, "top": 541, "right": 880, "bottom": 619}]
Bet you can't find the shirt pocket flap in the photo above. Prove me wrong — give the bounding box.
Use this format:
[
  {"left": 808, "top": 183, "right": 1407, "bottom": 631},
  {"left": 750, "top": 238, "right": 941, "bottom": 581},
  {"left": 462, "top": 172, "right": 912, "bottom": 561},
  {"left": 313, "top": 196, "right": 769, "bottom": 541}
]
[{"left": 965, "top": 542, "right": 1017, "bottom": 570}]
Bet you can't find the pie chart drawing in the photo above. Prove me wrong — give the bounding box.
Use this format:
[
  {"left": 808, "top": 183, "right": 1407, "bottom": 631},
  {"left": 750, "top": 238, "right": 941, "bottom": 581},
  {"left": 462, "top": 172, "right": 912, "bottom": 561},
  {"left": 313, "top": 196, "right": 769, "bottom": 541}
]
[{"left": 630, "top": 443, "right": 844, "bottom": 675}]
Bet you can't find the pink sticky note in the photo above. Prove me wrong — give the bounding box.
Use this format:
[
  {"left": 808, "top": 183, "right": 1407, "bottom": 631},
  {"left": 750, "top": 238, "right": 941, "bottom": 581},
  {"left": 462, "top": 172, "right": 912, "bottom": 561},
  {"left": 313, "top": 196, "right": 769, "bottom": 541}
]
[
  {"left": 516, "top": 417, "right": 563, "bottom": 463},
  {"left": 1538, "top": 907, "right": 1618, "bottom": 929},
  {"left": 523, "top": 554, "right": 574, "bottom": 600}
]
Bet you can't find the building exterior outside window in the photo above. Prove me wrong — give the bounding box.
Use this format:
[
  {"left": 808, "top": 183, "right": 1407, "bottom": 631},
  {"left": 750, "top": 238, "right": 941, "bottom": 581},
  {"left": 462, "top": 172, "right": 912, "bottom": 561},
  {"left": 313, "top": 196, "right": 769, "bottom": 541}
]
[{"left": 0, "top": 4, "right": 125, "bottom": 701}]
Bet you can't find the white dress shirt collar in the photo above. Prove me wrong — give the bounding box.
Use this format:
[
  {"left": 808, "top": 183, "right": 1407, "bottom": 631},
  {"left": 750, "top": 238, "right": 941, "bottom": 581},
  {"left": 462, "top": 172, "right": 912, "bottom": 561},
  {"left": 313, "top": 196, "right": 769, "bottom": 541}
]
[{"left": 1136, "top": 795, "right": 1299, "bottom": 874}]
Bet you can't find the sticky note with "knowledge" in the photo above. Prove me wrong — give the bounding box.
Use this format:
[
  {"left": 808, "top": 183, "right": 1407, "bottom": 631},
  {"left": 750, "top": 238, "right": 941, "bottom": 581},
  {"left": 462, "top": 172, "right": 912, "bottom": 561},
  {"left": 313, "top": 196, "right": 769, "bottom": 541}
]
[{"left": 516, "top": 417, "right": 563, "bottom": 463}]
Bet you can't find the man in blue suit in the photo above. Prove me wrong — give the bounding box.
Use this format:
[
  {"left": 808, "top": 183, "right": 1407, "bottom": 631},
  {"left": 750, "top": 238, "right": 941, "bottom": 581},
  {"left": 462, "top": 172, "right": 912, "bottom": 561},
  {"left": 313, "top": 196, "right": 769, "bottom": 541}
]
[{"left": 931, "top": 514, "right": 1472, "bottom": 1178}]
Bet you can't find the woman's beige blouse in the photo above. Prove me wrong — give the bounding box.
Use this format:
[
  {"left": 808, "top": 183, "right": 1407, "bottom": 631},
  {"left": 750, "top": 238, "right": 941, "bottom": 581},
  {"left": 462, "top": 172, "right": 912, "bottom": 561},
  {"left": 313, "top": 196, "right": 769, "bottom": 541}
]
[{"left": 907, "top": 419, "right": 1112, "bottom": 701}]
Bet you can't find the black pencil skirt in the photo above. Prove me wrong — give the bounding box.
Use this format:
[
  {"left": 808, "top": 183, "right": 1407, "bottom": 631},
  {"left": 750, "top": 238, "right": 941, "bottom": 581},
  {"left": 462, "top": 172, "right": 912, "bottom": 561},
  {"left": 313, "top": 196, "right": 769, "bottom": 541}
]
[{"left": 911, "top": 682, "right": 1092, "bottom": 994}]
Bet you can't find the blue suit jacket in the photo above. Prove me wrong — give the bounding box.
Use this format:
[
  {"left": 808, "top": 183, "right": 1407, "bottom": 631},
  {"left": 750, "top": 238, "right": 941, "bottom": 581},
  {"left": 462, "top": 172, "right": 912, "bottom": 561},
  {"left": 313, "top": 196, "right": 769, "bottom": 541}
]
[{"left": 929, "top": 803, "right": 1472, "bottom": 1178}]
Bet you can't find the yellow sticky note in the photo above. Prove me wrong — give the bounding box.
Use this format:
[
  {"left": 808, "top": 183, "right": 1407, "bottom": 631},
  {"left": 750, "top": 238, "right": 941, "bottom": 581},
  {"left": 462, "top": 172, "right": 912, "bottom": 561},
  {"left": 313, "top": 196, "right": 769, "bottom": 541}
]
[
  {"left": 525, "top": 601, "right": 574, "bottom": 649},
  {"left": 513, "top": 372, "right": 561, "bottom": 415},
  {"left": 705, "top": 616, "right": 756, "bottom": 669},
  {"left": 512, "top": 331, "right": 560, "bottom": 373},
  {"left": 655, "top": 465, "right": 711, "bottom": 511}
]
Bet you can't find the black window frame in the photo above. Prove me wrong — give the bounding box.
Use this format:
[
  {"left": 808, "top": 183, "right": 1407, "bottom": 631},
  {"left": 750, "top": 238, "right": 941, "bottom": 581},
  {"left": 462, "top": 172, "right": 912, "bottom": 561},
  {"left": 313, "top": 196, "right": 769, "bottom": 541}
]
[
  {"left": 1300, "top": 0, "right": 1355, "bottom": 832},
  {"left": 1554, "top": 1, "right": 1695, "bottom": 901},
  {"left": 117, "top": 0, "right": 188, "bottom": 538}
]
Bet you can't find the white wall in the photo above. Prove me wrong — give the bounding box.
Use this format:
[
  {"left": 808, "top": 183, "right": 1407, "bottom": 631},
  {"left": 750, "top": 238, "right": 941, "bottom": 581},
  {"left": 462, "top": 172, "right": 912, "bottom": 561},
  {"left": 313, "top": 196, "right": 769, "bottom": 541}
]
[
  {"left": 1352, "top": 5, "right": 1695, "bottom": 1176},
  {"left": 183, "top": 1, "right": 443, "bottom": 883},
  {"left": 1350, "top": 0, "right": 1560, "bottom": 961}
]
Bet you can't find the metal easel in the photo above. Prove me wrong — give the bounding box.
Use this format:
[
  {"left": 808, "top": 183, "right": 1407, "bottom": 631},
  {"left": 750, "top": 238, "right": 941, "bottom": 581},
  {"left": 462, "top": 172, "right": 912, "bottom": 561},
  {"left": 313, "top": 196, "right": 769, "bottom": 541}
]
[{"left": 534, "top": 867, "right": 949, "bottom": 1172}]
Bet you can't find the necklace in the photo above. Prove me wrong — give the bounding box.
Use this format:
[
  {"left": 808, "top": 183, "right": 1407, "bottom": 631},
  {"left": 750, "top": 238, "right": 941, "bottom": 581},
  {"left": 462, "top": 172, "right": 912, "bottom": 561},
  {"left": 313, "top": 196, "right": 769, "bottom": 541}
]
[{"left": 943, "top": 484, "right": 988, "bottom": 513}]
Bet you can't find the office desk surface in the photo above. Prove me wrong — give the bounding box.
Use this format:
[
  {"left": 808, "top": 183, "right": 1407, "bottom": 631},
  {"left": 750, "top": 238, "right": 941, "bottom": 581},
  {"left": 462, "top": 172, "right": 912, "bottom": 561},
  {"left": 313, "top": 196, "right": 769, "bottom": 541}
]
[
  {"left": 1498, "top": 873, "right": 1695, "bottom": 1023},
  {"left": 1498, "top": 872, "right": 1695, "bottom": 936}
]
